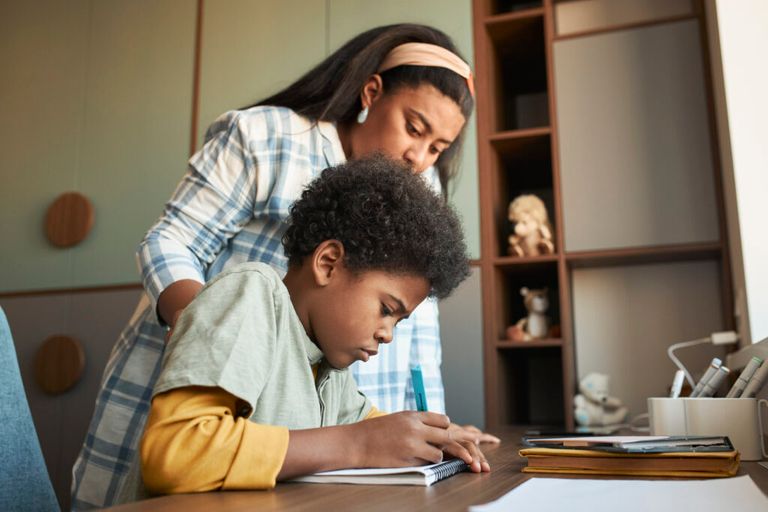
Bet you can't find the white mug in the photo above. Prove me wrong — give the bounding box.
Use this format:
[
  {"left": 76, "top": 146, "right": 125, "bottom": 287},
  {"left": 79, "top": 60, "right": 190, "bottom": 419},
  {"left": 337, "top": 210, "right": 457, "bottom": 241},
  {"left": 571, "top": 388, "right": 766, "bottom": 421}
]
[{"left": 647, "top": 397, "right": 768, "bottom": 461}]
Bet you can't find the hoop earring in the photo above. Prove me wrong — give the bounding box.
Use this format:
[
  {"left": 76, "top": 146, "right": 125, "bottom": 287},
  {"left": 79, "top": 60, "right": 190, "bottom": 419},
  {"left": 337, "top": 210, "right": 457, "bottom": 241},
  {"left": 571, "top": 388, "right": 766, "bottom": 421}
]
[{"left": 356, "top": 106, "right": 369, "bottom": 124}]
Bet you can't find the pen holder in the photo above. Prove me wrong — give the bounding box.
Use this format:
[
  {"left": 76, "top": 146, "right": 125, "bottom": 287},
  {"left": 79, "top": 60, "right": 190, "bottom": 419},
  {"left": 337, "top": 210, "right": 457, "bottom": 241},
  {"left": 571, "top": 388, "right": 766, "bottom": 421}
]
[{"left": 648, "top": 397, "right": 768, "bottom": 461}]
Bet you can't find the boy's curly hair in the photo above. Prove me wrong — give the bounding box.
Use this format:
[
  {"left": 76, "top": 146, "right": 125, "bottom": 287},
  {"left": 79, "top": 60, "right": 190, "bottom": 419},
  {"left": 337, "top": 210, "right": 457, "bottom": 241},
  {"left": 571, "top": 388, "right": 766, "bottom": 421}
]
[{"left": 282, "top": 155, "right": 470, "bottom": 299}]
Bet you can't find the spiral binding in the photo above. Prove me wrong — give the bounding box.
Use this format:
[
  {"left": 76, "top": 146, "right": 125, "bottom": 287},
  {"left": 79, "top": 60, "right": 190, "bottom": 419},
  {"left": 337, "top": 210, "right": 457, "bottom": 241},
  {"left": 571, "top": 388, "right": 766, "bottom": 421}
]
[{"left": 429, "top": 458, "right": 469, "bottom": 482}]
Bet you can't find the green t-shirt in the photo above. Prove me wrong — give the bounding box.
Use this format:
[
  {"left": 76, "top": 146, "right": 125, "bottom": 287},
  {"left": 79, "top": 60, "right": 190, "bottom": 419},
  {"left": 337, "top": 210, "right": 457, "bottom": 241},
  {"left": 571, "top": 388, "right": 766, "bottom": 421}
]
[
  {"left": 155, "top": 261, "right": 374, "bottom": 427},
  {"left": 118, "top": 262, "right": 374, "bottom": 504}
]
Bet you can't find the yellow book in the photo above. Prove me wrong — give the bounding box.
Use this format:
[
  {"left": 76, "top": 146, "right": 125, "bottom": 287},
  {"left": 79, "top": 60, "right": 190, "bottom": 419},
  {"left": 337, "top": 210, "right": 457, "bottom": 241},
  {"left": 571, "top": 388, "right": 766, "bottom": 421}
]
[{"left": 519, "top": 435, "right": 740, "bottom": 478}]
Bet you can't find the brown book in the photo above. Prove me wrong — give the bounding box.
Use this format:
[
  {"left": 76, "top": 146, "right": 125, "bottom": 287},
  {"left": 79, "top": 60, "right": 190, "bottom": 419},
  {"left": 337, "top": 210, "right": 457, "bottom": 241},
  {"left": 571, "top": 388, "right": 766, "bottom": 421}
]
[{"left": 520, "top": 447, "right": 740, "bottom": 478}]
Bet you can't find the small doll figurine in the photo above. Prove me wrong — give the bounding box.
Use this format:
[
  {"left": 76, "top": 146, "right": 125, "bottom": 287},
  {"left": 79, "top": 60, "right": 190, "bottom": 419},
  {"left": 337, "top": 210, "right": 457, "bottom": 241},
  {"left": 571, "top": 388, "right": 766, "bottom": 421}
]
[{"left": 507, "top": 194, "right": 555, "bottom": 257}]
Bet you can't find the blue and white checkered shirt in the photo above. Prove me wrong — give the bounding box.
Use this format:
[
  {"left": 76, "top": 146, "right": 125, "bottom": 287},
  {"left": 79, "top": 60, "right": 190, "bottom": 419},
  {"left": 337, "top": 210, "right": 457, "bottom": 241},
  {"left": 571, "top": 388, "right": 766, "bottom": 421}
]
[{"left": 71, "top": 106, "right": 446, "bottom": 510}]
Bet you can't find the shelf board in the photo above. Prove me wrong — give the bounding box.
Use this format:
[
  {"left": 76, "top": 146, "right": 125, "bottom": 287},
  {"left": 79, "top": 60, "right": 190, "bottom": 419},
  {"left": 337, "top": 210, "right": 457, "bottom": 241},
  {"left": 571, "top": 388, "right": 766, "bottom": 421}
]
[
  {"left": 566, "top": 242, "right": 722, "bottom": 268},
  {"left": 490, "top": 126, "right": 552, "bottom": 167},
  {"left": 490, "top": 126, "right": 550, "bottom": 143},
  {"left": 553, "top": 13, "right": 698, "bottom": 42},
  {"left": 494, "top": 254, "right": 558, "bottom": 267},
  {"left": 484, "top": 7, "right": 544, "bottom": 26},
  {"left": 497, "top": 338, "right": 563, "bottom": 348},
  {"left": 485, "top": 7, "right": 544, "bottom": 45}
]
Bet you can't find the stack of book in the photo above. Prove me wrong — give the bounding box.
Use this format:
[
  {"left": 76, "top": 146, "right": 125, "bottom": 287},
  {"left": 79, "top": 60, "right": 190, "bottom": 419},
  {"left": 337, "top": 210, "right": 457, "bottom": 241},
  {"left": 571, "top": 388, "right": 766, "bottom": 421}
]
[{"left": 519, "top": 435, "right": 740, "bottom": 478}]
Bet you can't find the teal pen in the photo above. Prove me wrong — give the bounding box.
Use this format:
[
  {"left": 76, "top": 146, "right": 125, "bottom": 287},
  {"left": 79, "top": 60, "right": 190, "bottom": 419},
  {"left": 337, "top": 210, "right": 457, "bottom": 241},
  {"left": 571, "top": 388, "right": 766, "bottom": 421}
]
[{"left": 410, "top": 365, "right": 428, "bottom": 412}]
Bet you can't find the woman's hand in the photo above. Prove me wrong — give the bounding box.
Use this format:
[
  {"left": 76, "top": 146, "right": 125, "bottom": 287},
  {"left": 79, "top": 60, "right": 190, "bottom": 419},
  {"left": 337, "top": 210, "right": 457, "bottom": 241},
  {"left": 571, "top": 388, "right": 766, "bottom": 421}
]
[
  {"left": 164, "top": 309, "right": 184, "bottom": 342},
  {"left": 157, "top": 279, "right": 203, "bottom": 342}
]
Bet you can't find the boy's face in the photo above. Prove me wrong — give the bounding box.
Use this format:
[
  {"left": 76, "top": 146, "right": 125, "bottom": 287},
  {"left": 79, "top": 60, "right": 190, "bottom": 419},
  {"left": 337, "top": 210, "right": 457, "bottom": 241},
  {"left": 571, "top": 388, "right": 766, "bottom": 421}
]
[{"left": 309, "top": 266, "right": 430, "bottom": 369}]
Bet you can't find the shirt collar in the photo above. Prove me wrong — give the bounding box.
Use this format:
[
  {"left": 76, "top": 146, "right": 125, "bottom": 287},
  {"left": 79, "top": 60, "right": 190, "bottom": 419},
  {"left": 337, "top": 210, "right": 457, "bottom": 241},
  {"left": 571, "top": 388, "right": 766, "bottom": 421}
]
[
  {"left": 302, "top": 332, "right": 325, "bottom": 366},
  {"left": 317, "top": 120, "right": 347, "bottom": 168}
]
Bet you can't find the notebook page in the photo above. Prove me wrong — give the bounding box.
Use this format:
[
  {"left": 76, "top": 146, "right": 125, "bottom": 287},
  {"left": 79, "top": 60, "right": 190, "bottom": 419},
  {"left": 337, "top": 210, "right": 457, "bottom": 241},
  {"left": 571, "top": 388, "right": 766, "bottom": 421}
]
[{"left": 307, "top": 459, "right": 459, "bottom": 477}]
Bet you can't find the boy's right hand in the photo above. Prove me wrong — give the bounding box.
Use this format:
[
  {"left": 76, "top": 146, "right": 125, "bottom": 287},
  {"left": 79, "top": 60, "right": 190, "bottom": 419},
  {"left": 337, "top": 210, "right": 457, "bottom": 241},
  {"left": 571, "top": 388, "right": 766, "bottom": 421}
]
[{"left": 353, "top": 411, "right": 487, "bottom": 472}]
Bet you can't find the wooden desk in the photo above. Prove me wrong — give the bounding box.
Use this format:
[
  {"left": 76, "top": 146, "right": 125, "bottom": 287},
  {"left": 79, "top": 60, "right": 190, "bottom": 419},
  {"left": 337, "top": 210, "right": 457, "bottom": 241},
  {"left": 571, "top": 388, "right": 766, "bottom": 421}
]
[{"left": 106, "top": 428, "right": 768, "bottom": 511}]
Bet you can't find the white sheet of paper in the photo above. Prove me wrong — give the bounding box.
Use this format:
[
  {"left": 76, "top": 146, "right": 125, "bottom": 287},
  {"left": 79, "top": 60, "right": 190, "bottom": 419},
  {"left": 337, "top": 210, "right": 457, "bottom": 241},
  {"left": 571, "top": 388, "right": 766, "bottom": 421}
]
[{"left": 469, "top": 476, "right": 768, "bottom": 512}]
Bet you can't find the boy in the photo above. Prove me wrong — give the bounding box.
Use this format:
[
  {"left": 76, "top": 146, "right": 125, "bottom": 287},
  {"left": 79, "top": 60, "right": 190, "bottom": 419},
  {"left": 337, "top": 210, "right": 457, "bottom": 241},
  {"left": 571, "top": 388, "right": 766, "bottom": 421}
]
[{"left": 120, "top": 155, "right": 488, "bottom": 502}]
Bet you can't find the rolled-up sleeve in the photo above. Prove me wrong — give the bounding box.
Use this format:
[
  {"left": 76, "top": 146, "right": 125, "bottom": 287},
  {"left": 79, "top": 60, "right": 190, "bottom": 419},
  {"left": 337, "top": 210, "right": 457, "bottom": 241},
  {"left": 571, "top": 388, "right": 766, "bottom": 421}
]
[
  {"left": 136, "top": 111, "right": 263, "bottom": 318},
  {"left": 141, "top": 386, "right": 289, "bottom": 494}
]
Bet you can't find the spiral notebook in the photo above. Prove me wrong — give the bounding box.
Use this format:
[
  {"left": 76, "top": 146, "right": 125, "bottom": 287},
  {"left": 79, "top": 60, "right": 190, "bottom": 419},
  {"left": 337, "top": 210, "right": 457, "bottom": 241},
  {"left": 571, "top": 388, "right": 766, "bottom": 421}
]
[{"left": 292, "top": 458, "right": 469, "bottom": 486}]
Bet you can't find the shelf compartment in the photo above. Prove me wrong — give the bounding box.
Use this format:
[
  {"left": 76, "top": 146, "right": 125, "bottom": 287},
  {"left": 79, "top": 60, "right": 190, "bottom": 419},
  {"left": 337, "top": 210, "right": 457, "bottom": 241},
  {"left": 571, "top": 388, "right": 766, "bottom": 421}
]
[
  {"left": 491, "top": 132, "right": 555, "bottom": 259},
  {"left": 496, "top": 347, "right": 565, "bottom": 425},
  {"left": 566, "top": 242, "right": 721, "bottom": 269},
  {"left": 485, "top": 8, "right": 545, "bottom": 42},
  {"left": 494, "top": 261, "right": 560, "bottom": 341},
  {"left": 486, "top": 11, "right": 548, "bottom": 131}
]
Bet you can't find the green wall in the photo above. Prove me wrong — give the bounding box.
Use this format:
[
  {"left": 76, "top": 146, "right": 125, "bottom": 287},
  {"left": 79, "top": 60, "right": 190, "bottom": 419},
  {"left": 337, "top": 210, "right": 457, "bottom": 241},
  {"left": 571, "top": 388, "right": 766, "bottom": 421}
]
[
  {"left": 0, "top": 0, "right": 479, "bottom": 293},
  {"left": 0, "top": 0, "right": 196, "bottom": 292}
]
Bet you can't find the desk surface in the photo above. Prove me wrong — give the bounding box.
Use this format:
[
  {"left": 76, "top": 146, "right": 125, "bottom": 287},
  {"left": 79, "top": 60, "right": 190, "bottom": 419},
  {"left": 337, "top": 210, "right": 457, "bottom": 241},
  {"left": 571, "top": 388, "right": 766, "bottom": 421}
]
[{"left": 107, "top": 428, "right": 768, "bottom": 512}]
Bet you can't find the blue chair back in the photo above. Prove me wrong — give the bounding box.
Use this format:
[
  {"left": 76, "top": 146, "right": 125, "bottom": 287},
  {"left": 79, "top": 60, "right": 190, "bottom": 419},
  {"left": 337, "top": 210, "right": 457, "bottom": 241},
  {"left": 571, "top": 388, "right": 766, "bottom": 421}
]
[{"left": 0, "top": 307, "right": 59, "bottom": 511}]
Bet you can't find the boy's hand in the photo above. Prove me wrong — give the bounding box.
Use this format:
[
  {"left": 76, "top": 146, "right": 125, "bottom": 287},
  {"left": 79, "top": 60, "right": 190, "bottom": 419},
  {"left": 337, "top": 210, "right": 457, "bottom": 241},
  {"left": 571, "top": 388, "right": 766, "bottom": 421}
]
[
  {"left": 354, "top": 412, "right": 490, "bottom": 473},
  {"left": 442, "top": 432, "right": 491, "bottom": 474},
  {"left": 448, "top": 423, "right": 501, "bottom": 445}
]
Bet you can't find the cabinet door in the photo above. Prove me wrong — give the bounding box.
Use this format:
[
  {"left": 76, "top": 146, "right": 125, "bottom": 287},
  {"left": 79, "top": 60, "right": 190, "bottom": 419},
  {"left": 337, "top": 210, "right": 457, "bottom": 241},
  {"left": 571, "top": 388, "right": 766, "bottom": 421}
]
[
  {"left": 0, "top": 0, "right": 197, "bottom": 291},
  {"left": 196, "top": 0, "right": 326, "bottom": 147},
  {"left": 0, "top": 1, "right": 90, "bottom": 291},
  {"left": 554, "top": 20, "right": 719, "bottom": 252},
  {"left": 74, "top": 0, "right": 197, "bottom": 286}
]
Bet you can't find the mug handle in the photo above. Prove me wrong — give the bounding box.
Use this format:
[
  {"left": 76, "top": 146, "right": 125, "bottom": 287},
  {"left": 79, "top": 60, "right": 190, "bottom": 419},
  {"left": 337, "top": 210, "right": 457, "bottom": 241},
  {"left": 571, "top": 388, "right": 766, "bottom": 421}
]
[{"left": 759, "top": 399, "right": 768, "bottom": 459}]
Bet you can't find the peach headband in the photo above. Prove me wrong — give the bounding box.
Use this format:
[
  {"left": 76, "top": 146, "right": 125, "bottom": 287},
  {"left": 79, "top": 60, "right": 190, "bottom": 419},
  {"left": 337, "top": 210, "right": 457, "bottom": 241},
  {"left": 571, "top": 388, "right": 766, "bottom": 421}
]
[{"left": 377, "top": 42, "right": 475, "bottom": 97}]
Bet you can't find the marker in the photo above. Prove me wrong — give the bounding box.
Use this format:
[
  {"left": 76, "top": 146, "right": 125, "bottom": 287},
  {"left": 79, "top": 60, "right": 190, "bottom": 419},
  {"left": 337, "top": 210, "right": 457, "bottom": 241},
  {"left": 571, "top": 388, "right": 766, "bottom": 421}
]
[
  {"left": 411, "top": 365, "right": 429, "bottom": 411},
  {"left": 698, "top": 365, "right": 730, "bottom": 397},
  {"left": 690, "top": 358, "right": 722, "bottom": 397},
  {"left": 726, "top": 357, "right": 764, "bottom": 398},
  {"left": 669, "top": 369, "right": 685, "bottom": 398},
  {"left": 741, "top": 359, "right": 768, "bottom": 398}
]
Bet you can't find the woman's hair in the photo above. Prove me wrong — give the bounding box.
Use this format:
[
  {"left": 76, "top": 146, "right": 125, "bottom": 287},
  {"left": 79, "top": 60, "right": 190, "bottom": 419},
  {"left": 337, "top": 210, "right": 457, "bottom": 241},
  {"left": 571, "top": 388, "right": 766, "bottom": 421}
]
[
  {"left": 246, "top": 24, "right": 474, "bottom": 197},
  {"left": 282, "top": 154, "right": 470, "bottom": 300}
]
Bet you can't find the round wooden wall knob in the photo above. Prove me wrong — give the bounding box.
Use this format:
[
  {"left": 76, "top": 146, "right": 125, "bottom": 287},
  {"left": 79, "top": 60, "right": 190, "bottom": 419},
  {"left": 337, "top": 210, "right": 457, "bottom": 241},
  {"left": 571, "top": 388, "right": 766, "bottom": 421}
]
[
  {"left": 45, "top": 192, "right": 95, "bottom": 247},
  {"left": 34, "top": 335, "right": 86, "bottom": 395}
]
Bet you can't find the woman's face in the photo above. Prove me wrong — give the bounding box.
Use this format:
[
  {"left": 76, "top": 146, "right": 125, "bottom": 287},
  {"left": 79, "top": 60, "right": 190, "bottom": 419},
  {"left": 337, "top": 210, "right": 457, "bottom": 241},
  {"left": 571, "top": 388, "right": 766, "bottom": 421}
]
[{"left": 346, "top": 78, "right": 466, "bottom": 173}]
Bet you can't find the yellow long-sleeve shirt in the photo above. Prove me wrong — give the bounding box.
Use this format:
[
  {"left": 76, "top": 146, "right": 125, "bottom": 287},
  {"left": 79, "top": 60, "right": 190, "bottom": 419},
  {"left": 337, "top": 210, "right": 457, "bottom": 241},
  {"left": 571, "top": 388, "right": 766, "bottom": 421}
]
[{"left": 140, "top": 385, "right": 385, "bottom": 495}]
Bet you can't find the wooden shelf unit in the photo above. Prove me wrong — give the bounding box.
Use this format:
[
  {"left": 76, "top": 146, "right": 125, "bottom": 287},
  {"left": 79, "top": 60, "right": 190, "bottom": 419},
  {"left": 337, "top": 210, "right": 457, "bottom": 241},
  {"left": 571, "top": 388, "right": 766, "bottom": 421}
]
[{"left": 472, "top": 0, "right": 732, "bottom": 430}]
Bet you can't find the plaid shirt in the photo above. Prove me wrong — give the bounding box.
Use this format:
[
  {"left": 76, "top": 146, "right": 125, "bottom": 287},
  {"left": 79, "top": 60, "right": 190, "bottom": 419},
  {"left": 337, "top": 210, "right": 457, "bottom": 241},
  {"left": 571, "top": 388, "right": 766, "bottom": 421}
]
[{"left": 71, "top": 106, "right": 446, "bottom": 510}]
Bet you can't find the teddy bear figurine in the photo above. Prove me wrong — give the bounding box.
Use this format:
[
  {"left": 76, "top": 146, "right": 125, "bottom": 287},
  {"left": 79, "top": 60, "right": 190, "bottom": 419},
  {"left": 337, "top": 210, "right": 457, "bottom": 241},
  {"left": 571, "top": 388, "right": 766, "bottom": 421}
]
[
  {"left": 507, "top": 194, "right": 555, "bottom": 257},
  {"left": 574, "top": 373, "right": 629, "bottom": 427},
  {"left": 506, "top": 287, "right": 549, "bottom": 342}
]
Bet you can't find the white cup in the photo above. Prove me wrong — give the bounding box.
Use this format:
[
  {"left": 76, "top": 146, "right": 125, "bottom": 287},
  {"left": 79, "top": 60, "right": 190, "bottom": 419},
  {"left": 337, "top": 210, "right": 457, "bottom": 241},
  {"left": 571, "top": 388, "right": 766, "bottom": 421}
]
[{"left": 647, "top": 397, "right": 768, "bottom": 461}]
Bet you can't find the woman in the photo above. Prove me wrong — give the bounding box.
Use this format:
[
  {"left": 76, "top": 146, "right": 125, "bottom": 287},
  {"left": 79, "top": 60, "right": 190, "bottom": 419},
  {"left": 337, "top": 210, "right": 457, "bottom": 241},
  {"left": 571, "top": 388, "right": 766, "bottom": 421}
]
[{"left": 72, "top": 23, "right": 495, "bottom": 511}]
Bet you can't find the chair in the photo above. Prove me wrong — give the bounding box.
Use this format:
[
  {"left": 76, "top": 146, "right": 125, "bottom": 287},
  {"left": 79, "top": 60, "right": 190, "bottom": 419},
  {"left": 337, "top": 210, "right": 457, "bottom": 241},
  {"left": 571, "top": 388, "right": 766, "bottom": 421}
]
[{"left": 0, "top": 307, "right": 60, "bottom": 511}]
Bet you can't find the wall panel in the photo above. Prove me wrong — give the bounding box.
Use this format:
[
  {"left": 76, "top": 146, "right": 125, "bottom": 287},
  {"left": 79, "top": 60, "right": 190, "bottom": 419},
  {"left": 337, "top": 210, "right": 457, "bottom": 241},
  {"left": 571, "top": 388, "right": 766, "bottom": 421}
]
[
  {"left": 572, "top": 261, "right": 724, "bottom": 417},
  {"left": 555, "top": 21, "right": 719, "bottom": 252}
]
